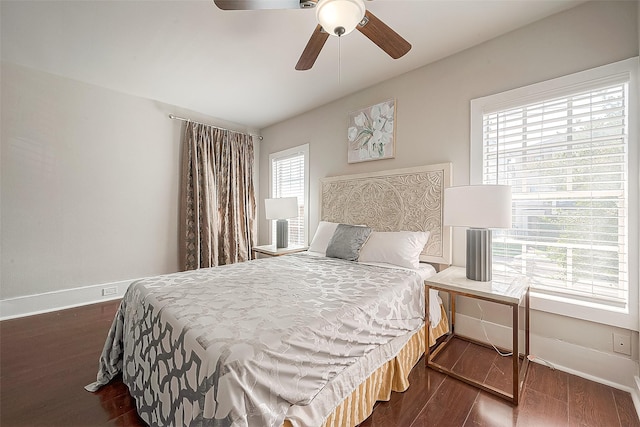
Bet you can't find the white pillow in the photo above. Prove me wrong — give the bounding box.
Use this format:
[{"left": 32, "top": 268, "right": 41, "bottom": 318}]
[
  {"left": 308, "top": 221, "right": 340, "bottom": 255},
  {"left": 358, "top": 231, "right": 430, "bottom": 269}
]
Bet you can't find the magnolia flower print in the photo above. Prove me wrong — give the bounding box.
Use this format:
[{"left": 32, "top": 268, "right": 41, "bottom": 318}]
[{"left": 348, "top": 101, "right": 394, "bottom": 160}]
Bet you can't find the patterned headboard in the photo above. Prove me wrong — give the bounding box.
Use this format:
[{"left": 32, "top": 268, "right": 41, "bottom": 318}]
[{"left": 320, "top": 163, "right": 452, "bottom": 265}]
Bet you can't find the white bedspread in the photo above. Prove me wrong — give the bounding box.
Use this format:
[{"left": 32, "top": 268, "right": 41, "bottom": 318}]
[{"left": 87, "top": 254, "right": 426, "bottom": 427}]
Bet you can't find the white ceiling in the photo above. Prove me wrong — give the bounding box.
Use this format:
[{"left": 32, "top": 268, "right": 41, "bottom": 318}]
[{"left": 1, "top": 0, "right": 585, "bottom": 129}]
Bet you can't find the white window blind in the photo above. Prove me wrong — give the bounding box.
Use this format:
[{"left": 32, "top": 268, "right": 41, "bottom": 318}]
[
  {"left": 482, "top": 82, "right": 629, "bottom": 309},
  {"left": 270, "top": 147, "right": 307, "bottom": 245}
]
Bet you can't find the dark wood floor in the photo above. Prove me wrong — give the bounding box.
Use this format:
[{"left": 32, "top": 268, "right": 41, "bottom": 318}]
[{"left": 1, "top": 300, "right": 638, "bottom": 427}]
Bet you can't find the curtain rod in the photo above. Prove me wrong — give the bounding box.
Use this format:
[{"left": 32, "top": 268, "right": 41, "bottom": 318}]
[{"left": 168, "top": 114, "right": 263, "bottom": 140}]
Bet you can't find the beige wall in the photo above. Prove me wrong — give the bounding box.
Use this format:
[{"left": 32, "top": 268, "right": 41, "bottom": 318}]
[
  {"left": 258, "top": 1, "right": 639, "bottom": 390},
  {"left": 0, "top": 62, "right": 256, "bottom": 300}
]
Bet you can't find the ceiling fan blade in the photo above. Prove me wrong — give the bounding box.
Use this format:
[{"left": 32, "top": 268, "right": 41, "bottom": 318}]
[
  {"left": 214, "top": 0, "right": 316, "bottom": 11},
  {"left": 295, "top": 25, "right": 329, "bottom": 71},
  {"left": 356, "top": 10, "right": 411, "bottom": 59}
]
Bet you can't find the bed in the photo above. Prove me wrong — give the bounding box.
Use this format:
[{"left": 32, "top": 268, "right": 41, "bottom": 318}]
[{"left": 87, "top": 163, "right": 453, "bottom": 427}]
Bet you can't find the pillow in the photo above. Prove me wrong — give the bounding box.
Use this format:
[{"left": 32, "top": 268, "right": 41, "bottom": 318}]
[
  {"left": 326, "top": 224, "right": 372, "bottom": 261},
  {"left": 358, "top": 230, "right": 430, "bottom": 269},
  {"left": 308, "top": 221, "right": 340, "bottom": 255},
  {"left": 308, "top": 221, "right": 367, "bottom": 255}
]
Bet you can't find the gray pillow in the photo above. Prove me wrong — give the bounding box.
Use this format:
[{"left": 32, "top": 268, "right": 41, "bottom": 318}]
[{"left": 326, "top": 224, "right": 372, "bottom": 261}]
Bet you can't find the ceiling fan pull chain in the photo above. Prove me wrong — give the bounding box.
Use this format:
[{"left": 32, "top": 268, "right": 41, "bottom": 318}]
[{"left": 338, "top": 36, "right": 342, "bottom": 85}]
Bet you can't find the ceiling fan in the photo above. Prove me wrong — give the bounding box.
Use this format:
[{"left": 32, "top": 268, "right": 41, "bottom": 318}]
[{"left": 214, "top": 0, "right": 412, "bottom": 71}]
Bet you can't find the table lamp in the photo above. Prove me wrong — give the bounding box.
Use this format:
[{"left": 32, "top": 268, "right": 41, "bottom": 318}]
[
  {"left": 265, "top": 197, "right": 299, "bottom": 249},
  {"left": 443, "top": 185, "right": 512, "bottom": 281}
]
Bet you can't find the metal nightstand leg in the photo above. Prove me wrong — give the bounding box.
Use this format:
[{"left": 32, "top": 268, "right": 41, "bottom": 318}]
[{"left": 426, "top": 287, "right": 530, "bottom": 405}]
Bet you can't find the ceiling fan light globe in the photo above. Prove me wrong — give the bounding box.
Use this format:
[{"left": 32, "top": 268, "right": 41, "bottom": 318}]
[{"left": 316, "top": 0, "right": 365, "bottom": 37}]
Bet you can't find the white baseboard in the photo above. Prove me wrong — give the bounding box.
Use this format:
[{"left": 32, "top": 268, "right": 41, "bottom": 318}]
[
  {"left": 0, "top": 280, "right": 131, "bottom": 320},
  {"left": 454, "top": 312, "right": 638, "bottom": 392},
  {"left": 633, "top": 376, "right": 640, "bottom": 421}
]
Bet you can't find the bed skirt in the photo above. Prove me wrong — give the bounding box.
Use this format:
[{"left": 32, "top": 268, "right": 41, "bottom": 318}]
[{"left": 283, "top": 305, "right": 449, "bottom": 427}]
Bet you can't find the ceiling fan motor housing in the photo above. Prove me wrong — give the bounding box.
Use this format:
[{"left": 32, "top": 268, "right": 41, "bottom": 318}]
[{"left": 316, "top": 0, "right": 366, "bottom": 37}]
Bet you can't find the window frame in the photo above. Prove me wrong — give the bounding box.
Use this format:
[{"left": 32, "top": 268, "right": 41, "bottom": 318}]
[
  {"left": 268, "top": 143, "right": 310, "bottom": 246},
  {"left": 470, "top": 57, "right": 639, "bottom": 331}
]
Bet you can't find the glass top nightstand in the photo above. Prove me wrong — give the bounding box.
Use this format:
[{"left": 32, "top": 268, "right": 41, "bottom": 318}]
[
  {"left": 426, "top": 266, "right": 530, "bottom": 304},
  {"left": 425, "top": 265, "right": 530, "bottom": 405}
]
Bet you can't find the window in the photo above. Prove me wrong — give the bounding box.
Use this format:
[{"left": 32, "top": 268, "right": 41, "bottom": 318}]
[
  {"left": 269, "top": 144, "right": 309, "bottom": 246},
  {"left": 471, "top": 58, "right": 638, "bottom": 330}
]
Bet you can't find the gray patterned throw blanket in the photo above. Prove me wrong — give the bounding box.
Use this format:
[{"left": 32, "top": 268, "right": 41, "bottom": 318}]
[{"left": 86, "top": 253, "right": 425, "bottom": 427}]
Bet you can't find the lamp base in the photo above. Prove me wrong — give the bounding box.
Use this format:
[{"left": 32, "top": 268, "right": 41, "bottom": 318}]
[
  {"left": 466, "top": 228, "right": 492, "bottom": 281},
  {"left": 276, "top": 219, "right": 289, "bottom": 249}
]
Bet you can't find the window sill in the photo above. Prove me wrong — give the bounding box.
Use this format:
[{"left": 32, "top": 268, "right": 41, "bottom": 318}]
[{"left": 530, "top": 291, "right": 638, "bottom": 331}]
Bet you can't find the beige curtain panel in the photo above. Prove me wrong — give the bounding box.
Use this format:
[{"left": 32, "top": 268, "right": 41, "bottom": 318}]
[{"left": 180, "top": 122, "right": 256, "bottom": 270}]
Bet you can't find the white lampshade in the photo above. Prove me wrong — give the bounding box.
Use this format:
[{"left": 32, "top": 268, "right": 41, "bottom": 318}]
[
  {"left": 265, "top": 197, "right": 298, "bottom": 220},
  {"left": 316, "top": 0, "right": 366, "bottom": 37},
  {"left": 444, "top": 185, "right": 511, "bottom": 281},
  {"left": 444, "top": 185, "right": 512, "bottom": 229}
]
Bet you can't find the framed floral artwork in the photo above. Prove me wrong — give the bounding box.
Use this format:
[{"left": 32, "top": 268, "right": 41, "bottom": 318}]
[{"left": 347, "top": 99, "right": 396, "bottom": 163}]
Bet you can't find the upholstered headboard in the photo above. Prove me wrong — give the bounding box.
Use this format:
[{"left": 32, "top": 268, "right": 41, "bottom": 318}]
[{"left": 319, "top": 163, "right": 452, "bottom": 266}]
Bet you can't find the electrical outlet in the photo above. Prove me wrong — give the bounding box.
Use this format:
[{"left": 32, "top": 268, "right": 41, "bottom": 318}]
[
  {"left": 613, "top": 333, "right": 631, "bottom": 356},
  {"left": 102, "top": 286, "right": 118, "bottom": 297}
]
